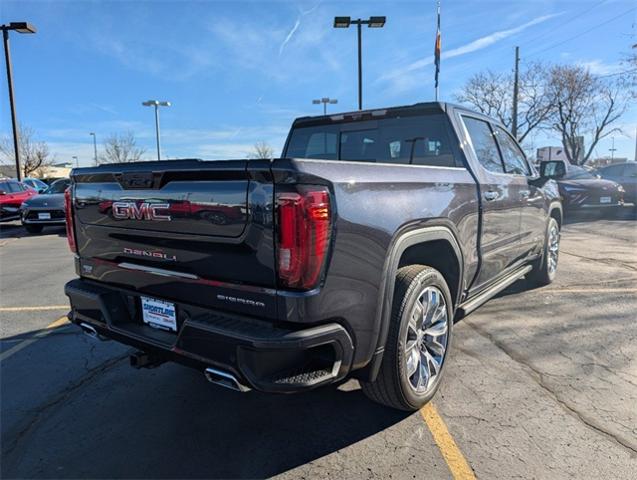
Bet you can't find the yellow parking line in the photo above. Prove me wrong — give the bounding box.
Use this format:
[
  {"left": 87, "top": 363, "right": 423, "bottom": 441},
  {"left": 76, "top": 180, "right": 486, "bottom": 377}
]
[
  {"left": 0, "top": 305, "right": 69, "bottom": 312},
  {"left": 0, "top": 316, "right": 69, "bottom": 362},
  {"left": 421, "top": 403, "right": 476, "bottom": 480}
]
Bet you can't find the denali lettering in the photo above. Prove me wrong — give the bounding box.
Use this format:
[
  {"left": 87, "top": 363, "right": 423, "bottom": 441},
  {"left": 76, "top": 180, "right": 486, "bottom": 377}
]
[
  {"left": 112, "top": 202, "right": 171, "bottom": 221},
  {"left": 124, "top": 247, "right": 177, "bottom": 261}
]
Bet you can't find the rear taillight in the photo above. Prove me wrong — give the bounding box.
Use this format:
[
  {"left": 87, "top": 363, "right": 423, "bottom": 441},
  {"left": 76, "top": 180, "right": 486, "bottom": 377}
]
[
  {"left": 276, "top": 186, "right": 331, "bottom": 290},
  {"left": 64, "top": 187, "right": 77, "bottom": 253}
]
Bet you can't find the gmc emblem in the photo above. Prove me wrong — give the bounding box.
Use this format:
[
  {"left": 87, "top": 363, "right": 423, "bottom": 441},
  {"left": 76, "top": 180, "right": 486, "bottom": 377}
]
[{"left": 112, "top": 202, "right": 171, "bottom": 221}]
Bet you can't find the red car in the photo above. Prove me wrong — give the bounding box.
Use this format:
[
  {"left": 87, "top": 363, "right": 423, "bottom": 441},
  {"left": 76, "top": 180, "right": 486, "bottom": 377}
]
[{"left": 0, "top": 178, "right": 37, "bottom": 222}]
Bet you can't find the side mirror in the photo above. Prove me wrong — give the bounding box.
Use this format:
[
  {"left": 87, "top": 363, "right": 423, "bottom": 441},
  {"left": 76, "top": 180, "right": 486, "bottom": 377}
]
[{"left": 540, "top": 161, "right": 566, "bottom": 179}]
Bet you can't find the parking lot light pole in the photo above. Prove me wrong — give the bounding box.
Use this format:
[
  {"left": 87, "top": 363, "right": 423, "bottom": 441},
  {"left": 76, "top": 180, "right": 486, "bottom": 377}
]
[
  {"left": 89, "top": 132, "right": 98, "bottom": 165},
  {"left": 1, "top": 22, "right": 37, "bottom": 181},
  {"left": 333, "top": 16, "right": 385, "bottom": 110},
  {"left": 312, "top": 97, "right": 338, "bottom": 115},
  {"left": 142, "top": 100, "right": 170, "bottom": 160}
]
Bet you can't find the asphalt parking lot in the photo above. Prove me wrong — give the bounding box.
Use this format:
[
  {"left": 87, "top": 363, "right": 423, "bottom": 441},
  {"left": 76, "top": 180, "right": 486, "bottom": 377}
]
[{"left": 1, "top": 210, "right": 636, "bottom": 479}]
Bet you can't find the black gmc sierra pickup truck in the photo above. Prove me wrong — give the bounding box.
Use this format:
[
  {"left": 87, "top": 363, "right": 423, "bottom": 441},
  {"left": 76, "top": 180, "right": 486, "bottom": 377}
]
[{"left": 64, "top": 102, "right": 562, "bottom": 411}]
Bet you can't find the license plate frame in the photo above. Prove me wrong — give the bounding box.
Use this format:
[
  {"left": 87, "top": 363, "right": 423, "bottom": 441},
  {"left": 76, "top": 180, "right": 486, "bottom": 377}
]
[
  {"left": 140, "top": 296, "right": 177, "bottom": 332},
  {"left": 600, "top": 196, "right": 611, "bottom": 204},
  {"left": 38, "top": 212, "right": 51, "bottom": 220}
]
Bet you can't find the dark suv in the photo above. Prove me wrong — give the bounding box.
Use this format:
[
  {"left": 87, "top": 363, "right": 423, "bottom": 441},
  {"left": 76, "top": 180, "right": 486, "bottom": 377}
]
[{"left": 64, "top": 102, "right": 562, "bottom": 411}]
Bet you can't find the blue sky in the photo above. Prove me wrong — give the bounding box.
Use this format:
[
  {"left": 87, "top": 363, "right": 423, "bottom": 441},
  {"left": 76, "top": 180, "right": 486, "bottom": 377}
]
[{"left": 1, "top": 0, "right": 635, "bottom": 166}]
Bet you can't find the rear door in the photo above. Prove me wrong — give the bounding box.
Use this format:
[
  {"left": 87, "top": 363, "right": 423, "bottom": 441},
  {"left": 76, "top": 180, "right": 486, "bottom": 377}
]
[
  {"left": 460, "top": 115, "right": 525, "bottom": 291},
  {"left": 493, "top": 126, "right": 544, "bottom": 259}
]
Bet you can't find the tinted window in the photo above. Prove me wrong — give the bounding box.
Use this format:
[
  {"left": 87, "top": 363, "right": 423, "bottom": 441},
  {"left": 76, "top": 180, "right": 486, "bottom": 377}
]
[
  {"left": 7, "top": 182, "right": 23, "bottom": 193},
  {"left": 625, "top": 163, "right": 637, "bottom": 177},
  {"left": 564, "top": 166, "right": 597, "bottom": 180},
  {"left": 601, "top": 164, "right": 625, "bottom": 176},
  {"left": 0, "top": 181, "right": 9, "bottom": 192},
  {"left": 462, "top": 117, "right": 504, "bottom": 173},
  {"left": 286, "top": 114, "right": 458, "bottom": 167},
  {"left": 45, "top": 179, "right": 70, "bottom": 194},
  {"left": 495, "top": 127, "right": 530, "bottom": 175}
]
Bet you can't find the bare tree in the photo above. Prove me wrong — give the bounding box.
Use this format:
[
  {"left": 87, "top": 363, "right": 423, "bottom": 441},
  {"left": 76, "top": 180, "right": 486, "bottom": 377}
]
[
  {"left": 249, "top": 141, "right": 274, "bottom": 159},
  {"left": 547, "top": 65, "right": 628, "bottom": 165},
  {"left": 99, "top": 132, "right": 146, "bottom": 164},
  {"left": 0, "top": 125, "right": 52, "bottom": 177},
  {"left": 455, "top": 63, "right": 553, "bottom": 143}
]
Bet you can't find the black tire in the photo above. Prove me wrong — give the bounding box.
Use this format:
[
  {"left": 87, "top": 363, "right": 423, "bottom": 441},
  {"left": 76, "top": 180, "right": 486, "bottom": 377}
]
[
  {"left": 361, "top": 265, "right": 453, "bottom": 411},
  {"left": 527, "top": 217, "right": 560, "bottom": 287},
  {"left": 23, "top": 224, "right": 43, "bottom": 234}
]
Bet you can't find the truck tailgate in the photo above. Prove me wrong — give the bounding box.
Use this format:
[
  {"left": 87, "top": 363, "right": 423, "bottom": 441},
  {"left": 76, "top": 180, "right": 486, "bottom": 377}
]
[{"left": 71, "top": 160, "right": 277, "bottom": 295}]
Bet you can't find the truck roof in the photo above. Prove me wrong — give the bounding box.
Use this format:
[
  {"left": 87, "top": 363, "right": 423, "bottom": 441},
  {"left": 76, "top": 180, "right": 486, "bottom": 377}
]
[{"left": 291, "top": 101, "right": 475, "bottom": 128}]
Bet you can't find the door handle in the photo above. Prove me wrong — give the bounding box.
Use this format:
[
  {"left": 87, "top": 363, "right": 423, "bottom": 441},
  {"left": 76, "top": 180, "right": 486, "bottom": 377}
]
[{"left": 484, "top": 190, "right": 499, "bottom": 201}]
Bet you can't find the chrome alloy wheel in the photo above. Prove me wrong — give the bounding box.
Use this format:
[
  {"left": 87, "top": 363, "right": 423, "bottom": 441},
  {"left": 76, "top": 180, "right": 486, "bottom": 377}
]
[
  {"left": 403, "top": 286, "right": 449, "bottom": 394},
  {"left": 547, "top": 222, "right": 560, "bottom": 275}
]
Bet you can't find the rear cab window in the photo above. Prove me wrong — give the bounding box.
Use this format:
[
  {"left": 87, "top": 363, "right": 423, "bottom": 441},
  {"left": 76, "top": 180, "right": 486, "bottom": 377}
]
[{"left": 285, "top": 113, "right": 461, "bottom": 168}]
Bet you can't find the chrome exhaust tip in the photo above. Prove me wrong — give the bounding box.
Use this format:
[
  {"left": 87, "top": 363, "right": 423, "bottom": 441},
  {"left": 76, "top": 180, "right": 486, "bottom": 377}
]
[
  {"left": 204, "top": 367, "right": 251, "bottom": 392},
  {"left": 79, "top": 322, "right": 109, "bottom": 341}
]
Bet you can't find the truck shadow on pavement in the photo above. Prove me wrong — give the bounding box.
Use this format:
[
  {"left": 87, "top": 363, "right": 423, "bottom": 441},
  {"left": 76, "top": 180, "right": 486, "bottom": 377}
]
[{"left": 1, "top": 328, "right": 410, "bottom": 479}]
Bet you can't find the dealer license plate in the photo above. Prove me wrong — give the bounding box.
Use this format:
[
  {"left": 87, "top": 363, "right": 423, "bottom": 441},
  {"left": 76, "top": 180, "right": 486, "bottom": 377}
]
[
  {"left": 600, "top": 196, "right": 611, "bottom": 204},
  {"left": 38, "top": 212, "right": 51, "bottom": 220},
  {"left": 141, "top": 296, "right": 177, "bottom": 332}
]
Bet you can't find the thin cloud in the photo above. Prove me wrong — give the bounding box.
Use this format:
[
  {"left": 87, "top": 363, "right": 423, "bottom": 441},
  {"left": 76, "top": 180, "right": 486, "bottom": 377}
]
[
  {"left": 279, "top": 18, "right": 301, "bottom": 55},
  {"left": 379, "top": 13, "right": 562, "bottom": 85},
  {"left": 278, "top": 1, "right": 322, "bottom": 56}
]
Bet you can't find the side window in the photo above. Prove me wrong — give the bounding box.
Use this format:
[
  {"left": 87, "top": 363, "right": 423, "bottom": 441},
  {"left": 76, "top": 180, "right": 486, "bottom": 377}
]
[
  {"left": 0, "top": 181, "right": 9, "bottom": 192},
  {"left": 8, "top": 182, "right": 23, "bottom": 193},
  {"left": 625, "top": 164, "right": 637, "bottom": 177},
  {"left": 495, "top": 127, "right": 530, "bottom": 175},
  {"left": 462, "top": 117, "right": 504, "bottom": 173},
  {"left": 603, "top": 165, "right": 624, "bottom": 177}
]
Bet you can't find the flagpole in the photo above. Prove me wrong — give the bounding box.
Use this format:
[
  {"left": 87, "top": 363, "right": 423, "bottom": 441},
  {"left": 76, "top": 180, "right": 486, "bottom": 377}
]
[{"left": 434, "top": 1, "right": 441, "bottom": 101}]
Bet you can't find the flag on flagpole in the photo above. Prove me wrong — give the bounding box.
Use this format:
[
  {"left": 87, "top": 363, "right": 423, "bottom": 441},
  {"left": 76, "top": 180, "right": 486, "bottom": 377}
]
[{"left": 434, "top": 1, "right": 441, "bottom": 98}]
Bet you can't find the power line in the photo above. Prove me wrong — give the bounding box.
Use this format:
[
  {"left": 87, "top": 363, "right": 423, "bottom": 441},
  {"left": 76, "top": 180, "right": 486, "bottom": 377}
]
[
  {"left": 526, "top": 7, "right": 636, "bottom": 59},
  {"left": 522, "top": 0, "right": 609, "bottom": 48}
]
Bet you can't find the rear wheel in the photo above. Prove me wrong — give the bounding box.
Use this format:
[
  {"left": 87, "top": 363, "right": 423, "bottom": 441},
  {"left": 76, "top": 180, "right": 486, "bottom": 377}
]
[
  {"left": 24, "top": 224, "right": 43, "bottom": 234},
  {"left": 361, "top": 265, "right": 453, "bottom": 411},
  {"left": 527, "top": 217, "right": 560, "bottom": 287}
]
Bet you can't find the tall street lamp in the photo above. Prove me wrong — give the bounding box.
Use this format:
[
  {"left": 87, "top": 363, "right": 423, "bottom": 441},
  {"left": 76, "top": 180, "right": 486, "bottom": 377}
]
[
  {"left": 142, "top": 100, "right": 170, "bottom": 160},
  {"left": 312, "top": 97, "right": 338, "bottom": 115},
  {"left": 1, "top": 22, "right": 37, "bottom": 181},
  {"left": 89, "top": 132, "right": 97, "bottom": 165},
  {"left": 333, "top": 16, "right": 385, "bottom": 110}
]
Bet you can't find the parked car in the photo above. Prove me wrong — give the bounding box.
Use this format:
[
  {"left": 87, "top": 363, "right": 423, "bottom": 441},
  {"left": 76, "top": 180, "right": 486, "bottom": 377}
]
[
  {"left": 0, "top": 178, "right": 37, "bottom": 222},
  {"left": 541, "top": 162, "right": 624, "bottom": 211},
  {"left": 20, "top": 178, "right": 70, "bottom": 233},
  {"left": 595, "top": 162, "right": 637, "bottom": 207},
  {"left": 64, "top": 102, "right": 563, "bottom": 411},
  {"left": 22, "top": 177, "right": 49, "bottom": 193}
]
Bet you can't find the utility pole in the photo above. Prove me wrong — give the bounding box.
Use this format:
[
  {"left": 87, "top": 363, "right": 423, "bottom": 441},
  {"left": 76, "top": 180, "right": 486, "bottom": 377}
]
[
  {"left": 609, "top": 137, "right": 617, "bottom": 161},
  {"left": 511, "top": 46, "right": 520, "bottom": 139}
]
